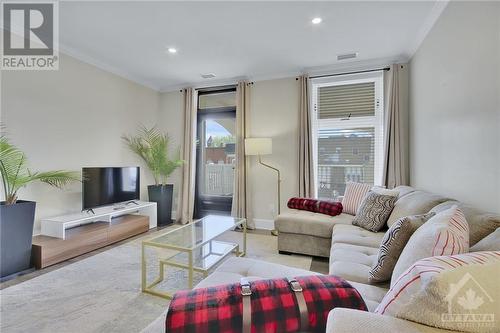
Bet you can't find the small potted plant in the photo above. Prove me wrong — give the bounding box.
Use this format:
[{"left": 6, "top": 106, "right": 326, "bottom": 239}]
[
  {"left": 0, "top": 133, "right": 79, "bottom": 280},
  {"left": 123, "top": 126, "right": 183, "bottom": 226}
]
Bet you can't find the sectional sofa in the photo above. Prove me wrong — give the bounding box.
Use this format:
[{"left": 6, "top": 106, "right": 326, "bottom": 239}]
[{"left": 143, "top": 185, "right": 499, "bottom": 332}]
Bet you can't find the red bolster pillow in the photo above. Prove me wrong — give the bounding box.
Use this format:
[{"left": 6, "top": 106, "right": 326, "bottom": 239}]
[
  {"left": 317, "top": 201, "right": 343, "bottom": 216},
  {"left": 287, "top": 198, "right": 343, "bottom": 216}
]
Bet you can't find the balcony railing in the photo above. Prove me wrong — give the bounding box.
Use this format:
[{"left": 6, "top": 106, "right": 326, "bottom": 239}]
[
  {"left": 317, "top": 164, "right": 372, "bottom": 199},
  {"left": 204, "top": 163, "right": 234, "bottom": 196}
]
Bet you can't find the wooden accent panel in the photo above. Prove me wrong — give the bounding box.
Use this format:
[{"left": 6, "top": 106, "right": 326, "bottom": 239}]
[
  {"left": 108, "top": 214, "right": 149, "bottom": 244},
  {"left": 32, "top": 215, "right": 149, "bottom": 269}
]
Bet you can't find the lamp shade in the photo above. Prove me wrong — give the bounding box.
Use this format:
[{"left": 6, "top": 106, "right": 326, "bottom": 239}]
[{"left": 245, "top": 138, "right": 272, "bottom": 156}]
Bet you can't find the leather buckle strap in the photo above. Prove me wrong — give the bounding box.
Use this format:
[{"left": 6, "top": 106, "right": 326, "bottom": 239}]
[
  {"left": 241, "top": 283, "right": 252, "bottom": 296},
  {"left": 288, "top": 278, "right": 303, "bottom": 292},
  {"left": 240, "top": 278, "right": 252, "bottom": 333},
  {"left": 287, "top": 277, "right": 309, "bottom": 332}
]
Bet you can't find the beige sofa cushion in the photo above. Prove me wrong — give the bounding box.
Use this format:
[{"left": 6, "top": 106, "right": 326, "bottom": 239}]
[
  {"left": 326, "top": 308, "right": 457, "bottom": 333},
  {"left": 393, "top": 185, "right": 417, "bottom": 198},
  {"left": 329, "top": 243, "right": 380, "bottom": 284},
  {"left": 432, "top": 201, "right": 500, "bottom": 246},
  {"left": 275, "top": 210, "right": 353, "bottom": 238},
  {"left": 331, "top": 224, "right": 386, "bottom": 248},
  {"left": 470, "top": 227, "right": 500, "bottom": 252},
  {"left": 386, "top": 190, "right": 449, "bottom": 227},
  {"left": 348, "top": 281, "right": 388, "bottom": 312},
  {"left": 195, "top": 257, "right": 318, "bottom": 289}
]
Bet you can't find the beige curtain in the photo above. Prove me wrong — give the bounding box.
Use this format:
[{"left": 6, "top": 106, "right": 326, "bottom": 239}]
[
  {"left": 177, "top": 88, "right": 197, "bottom": 224},
  {"left": 232, "top": 82, "right": 255, "bottom": 228},
  {"left": 298, "top": 75, "right": 316, "bottom": 198},
  {"left": 382, "top": 64, "right": 409, "bottom": 188}
]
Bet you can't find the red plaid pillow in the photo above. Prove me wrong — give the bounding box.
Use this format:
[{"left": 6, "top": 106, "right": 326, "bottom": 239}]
[
  {"left": 303, "top": 199, "right": 319, "bottom": 212},
  {"left": 166, "top": 275, "right": 367, "bottom": 333},
  {"left": 287, "top": 197, "right": 307, "bottom": 210},
  {"left": 317, "top": 201, "right": 343, "bottom": 217}
]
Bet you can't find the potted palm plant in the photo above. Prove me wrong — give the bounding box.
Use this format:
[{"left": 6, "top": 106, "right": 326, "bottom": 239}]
[
  {"left": 122, "top": 126, "right": 183, "bottom": 226},
  {"left": 0, "top": 133, "right": 79, "bottom": 279}
]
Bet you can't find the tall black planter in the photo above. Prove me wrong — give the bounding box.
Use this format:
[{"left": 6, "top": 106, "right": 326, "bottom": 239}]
[
  {"left": 148, "top": 184, "right": 174, "bottom": 226},
  {"left": 0, "top": 200, "right": 36, "bottom": 279}
]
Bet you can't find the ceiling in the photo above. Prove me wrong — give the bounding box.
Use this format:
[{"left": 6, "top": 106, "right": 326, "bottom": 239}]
[{"left": 58, "top": 1, "right": 446, "bottom": 91}]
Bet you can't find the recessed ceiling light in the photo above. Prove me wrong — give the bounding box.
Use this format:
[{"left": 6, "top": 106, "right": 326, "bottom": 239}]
[
  {"left": 312, "top": 17, "right": 322, "bottom": 24},
  {"left": 167, "top": 47, "right": 177, "bottom": 54}
]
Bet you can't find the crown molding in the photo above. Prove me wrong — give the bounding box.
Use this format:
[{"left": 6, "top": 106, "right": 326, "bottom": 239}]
[
  {"left": 159, "top": 56, "right": 407, "bottom": 93},
  {"left": 58, "top": 43, "right": 161, "bottom": 92},
  {"left": 405, "top": 0, "right": 449, "bottom": 60}
]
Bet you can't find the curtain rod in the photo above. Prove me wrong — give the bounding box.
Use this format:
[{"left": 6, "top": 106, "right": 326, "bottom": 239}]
[{"left": 308, "top": 67, "right": 390, "bottom": 80}]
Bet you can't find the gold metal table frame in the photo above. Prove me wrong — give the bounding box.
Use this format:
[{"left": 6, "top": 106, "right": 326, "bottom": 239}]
[{"left": 141, "top": 216, "right": 247, "bottom": 299}]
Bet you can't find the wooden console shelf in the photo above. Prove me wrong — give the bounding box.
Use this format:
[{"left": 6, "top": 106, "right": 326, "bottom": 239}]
[{"left": 32, "top": 214, "right": 149, "bottom": 269}]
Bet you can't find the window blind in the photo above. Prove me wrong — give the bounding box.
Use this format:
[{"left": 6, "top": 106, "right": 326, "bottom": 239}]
[{"left": 318, "top": 82, "right": 375, "bottom": 119}]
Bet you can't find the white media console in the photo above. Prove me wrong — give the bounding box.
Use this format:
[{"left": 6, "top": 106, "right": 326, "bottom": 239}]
[{"left": 40, "top": 201, "right": 157, "bottom": 240}]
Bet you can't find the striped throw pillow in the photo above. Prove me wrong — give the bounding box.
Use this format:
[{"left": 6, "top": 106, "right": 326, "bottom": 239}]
[
  {"left": 375, "top": 251, "right": 500, "bottom": 332},
  {"left": 391, "top": 206, "right": 470, "bottom": 287},
  {"left": 342, "top": 182, "right": 372, "bottom": 215}
]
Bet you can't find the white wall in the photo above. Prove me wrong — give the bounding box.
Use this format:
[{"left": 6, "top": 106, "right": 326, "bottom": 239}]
[
  {"left": 409, "top": 1, "right": 500, "bottom": 213},
  {"left": 158, "top": 78, "right": 300, "bottom": 226},
  {"left": 158, "top": 90, "right": 184, "bottom": 217},
  {"left": 1, "top": 53, "right": 160, "bottom": 234}
]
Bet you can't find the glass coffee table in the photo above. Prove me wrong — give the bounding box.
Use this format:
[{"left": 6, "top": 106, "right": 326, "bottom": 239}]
[{"left": 141, "top": 215, "right": 246, "bottom": 299}]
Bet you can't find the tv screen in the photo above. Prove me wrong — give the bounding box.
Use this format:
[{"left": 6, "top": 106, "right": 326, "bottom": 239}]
[{"left": 82, "top": 167, "right": 140, "bottom": 209}]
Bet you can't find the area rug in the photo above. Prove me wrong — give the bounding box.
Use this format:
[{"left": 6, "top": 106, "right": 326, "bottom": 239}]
[{"left": 0, "top": 228, "right": 312, "bottom": 333}]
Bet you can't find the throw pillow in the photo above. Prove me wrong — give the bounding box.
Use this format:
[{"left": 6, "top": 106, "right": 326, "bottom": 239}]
[
  {"left": 375, "top": 251, "right": 500, "bottom": 333},
  {"left": 352, "top": 191, "right": 397, "bottom": 232},
  {"left": 287, "top": 197, "right": 317, "bottom": 211},
  {"left": 390, "top": 206, "right": 469, "bottom": 287},
  {"left": 369, "top": 212, "right": 435, "bottom": 283},
  {"left": 286, "top": 198, "right": 343, "bottom": 217},
  {"left": 287, "top": 197, "right": 306, "bottom": 210},
  {"left": 470, "top": 228, "right": 500, "bottom": 252},
  {"left": 342, "top": 182, "right": 372, "bottom": 215},
  {"left": 317, "top": 201, "right": 343, "bottom": 217}
]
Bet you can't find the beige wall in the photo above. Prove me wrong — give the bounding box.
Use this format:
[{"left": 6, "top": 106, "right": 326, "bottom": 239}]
[
  {"left": 1, "top": 53, "right": 160, "bottom": 234},
  {"left": 409, "top": 1, "right": 500, "bottom": 213},
  {"left": 158, "top": 78, "right": 300, "bottom": 225}
]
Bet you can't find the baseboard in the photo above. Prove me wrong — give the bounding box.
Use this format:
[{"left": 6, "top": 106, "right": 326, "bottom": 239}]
[{"left": 252, "top": 218, "right": 275, "bottom": 230}]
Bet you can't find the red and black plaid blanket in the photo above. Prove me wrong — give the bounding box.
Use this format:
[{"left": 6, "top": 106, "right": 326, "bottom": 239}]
[{"left": 165, "top": 275, "right": 367, "bottom": 333}]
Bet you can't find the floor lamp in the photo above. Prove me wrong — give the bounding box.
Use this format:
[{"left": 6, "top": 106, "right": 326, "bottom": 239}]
[{"left": 245, "top": 138, "right": 280, "bottom": 236}]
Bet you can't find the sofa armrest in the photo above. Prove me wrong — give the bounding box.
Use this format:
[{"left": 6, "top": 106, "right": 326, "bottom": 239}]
[{"left": 326, "top": 308, "right": 457, "bottom": 333}]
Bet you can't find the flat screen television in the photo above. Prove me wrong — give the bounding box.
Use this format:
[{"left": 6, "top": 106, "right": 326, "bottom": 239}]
[{"left": 82, "top": 167, "right": 140, "bottom": 210}]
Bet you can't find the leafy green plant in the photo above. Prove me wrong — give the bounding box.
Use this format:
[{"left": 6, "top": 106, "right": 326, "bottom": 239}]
[
  {"left": 122, "top": 126, "right": 183, "bottom": 185},
  {"left": 0, "top": 133, "right": 80, "bottom": 205}
]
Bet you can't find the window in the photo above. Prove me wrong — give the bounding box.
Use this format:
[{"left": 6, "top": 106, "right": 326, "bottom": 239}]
[{"left": 311, "top": 71, "right": 384, "bottom": 200}]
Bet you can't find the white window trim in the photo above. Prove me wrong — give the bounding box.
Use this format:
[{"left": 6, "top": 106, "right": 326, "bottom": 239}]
[{"left": 310, "top": 71, "right": 384, "bottom": 198}]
